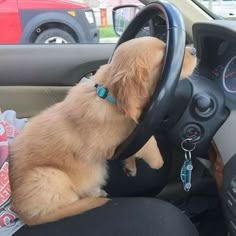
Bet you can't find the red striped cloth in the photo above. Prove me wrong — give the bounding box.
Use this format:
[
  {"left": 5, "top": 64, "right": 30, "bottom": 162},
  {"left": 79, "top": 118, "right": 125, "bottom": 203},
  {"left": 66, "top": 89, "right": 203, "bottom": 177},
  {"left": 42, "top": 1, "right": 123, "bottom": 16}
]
[{"left": 0, "top": 114, "right": 20, "bottom": 228}]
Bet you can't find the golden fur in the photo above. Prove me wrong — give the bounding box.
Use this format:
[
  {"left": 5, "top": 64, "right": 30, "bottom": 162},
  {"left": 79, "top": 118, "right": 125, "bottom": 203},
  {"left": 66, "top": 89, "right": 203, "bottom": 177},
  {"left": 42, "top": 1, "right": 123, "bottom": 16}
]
[{"left": 9, "top": 36, "right": 197, "bottom": 225}]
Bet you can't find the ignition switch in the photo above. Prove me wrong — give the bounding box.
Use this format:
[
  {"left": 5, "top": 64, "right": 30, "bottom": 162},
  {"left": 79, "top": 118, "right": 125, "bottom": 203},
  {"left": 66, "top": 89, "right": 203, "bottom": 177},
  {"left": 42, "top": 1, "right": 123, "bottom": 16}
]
[{"left": 183, "top": 124, "right": 202, "bottom": 143}]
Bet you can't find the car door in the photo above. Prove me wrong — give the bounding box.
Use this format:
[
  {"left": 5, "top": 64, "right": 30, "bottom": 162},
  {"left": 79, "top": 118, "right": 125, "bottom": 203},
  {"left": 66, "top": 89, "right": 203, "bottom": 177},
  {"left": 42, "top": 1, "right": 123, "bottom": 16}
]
[
  {"left": 0, "top": 0, "right": 123, "bottom": 117},
  {"left": 0, "top": 0, "right": 21, "bottom": 43},
  {"left": 0, "top": 1, "right": 145, "bottom": 117},
  {"left": 0, "top": 43, "right": 116, "bottom": 117}
]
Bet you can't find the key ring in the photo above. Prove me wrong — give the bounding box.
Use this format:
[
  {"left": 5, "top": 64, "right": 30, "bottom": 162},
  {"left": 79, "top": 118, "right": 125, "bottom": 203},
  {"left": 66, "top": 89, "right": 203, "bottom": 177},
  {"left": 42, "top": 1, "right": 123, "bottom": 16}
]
[
  {"left": 185, "top": 150, "right": 192, "bottom": 160},
  {"left": 181, "top": 138, "right": 196, "bottom": 152}
]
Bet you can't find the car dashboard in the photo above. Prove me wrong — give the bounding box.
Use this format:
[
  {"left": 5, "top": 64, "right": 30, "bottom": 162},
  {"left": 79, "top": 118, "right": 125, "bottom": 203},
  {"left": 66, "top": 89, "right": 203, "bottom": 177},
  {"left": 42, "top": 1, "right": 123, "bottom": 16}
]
[
  {"left": 151, "top": 17, "right": 236, "bottom": 235},
  {"left": 193, "top": 21, "right": 236, "bottom": 235},
  {"left": 181, "top": 20, "right": 236, "bottom": 235}
]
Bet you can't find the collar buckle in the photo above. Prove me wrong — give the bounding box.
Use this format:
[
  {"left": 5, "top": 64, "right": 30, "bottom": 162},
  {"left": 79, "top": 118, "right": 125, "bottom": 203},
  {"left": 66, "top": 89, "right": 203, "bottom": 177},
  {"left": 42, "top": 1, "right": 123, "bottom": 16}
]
[
  {"left": 95, "top": 84, "right": 108, "bottom": 99},
  {"left": 95, "top": 84, "right": 116, "bottom": 105}
]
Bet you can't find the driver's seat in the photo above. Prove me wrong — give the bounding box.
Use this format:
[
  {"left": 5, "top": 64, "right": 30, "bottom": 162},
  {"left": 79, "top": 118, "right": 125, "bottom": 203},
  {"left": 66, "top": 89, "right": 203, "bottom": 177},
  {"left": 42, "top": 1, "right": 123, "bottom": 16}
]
[{"left": 14, "top": 198, "right": 199, "bottom": 236}]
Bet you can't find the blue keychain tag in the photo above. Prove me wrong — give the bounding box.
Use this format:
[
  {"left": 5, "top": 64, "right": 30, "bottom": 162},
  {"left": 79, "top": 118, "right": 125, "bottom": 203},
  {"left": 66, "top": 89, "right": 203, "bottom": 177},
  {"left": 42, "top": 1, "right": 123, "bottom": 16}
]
[
  {"left": 180, "top": 158, "right": 193, "bottom": 192},
  {"left": 180, "top": 138, "right": 196, "bottom": 192}
]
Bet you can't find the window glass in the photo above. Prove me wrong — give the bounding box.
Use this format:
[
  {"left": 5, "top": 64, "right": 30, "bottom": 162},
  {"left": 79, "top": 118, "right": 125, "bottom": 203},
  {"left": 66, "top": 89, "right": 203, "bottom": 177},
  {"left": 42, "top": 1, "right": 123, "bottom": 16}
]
[
  {"left": 195, "top": 0, "right": 236, "bottom": 19},
  {"left": 0, "top": 0, "right": 142, "bottom": 45}
]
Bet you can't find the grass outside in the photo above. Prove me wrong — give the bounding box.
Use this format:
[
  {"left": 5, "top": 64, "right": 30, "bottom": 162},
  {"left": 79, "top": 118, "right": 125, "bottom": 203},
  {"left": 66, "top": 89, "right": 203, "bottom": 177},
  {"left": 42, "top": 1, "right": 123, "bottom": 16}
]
[{"left": 99, "top": 25, "right": 117, "bottom": 38}]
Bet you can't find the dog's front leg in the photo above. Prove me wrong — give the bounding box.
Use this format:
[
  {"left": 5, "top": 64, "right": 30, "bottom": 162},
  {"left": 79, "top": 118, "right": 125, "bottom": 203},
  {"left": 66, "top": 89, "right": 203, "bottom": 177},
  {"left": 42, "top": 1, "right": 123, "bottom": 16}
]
[
  {"left": 137, "top": 136, "right": 164, "bottom": 169},
  {"left": 123, "top": 136, "right": 164, "bottom": 177}
]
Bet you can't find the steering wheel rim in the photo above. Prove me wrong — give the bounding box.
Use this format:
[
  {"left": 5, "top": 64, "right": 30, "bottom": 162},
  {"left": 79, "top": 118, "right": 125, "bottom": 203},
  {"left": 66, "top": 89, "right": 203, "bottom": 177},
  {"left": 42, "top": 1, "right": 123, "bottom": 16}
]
[{"left": 111, "top": 1, "right": 186, "bottom": 160}]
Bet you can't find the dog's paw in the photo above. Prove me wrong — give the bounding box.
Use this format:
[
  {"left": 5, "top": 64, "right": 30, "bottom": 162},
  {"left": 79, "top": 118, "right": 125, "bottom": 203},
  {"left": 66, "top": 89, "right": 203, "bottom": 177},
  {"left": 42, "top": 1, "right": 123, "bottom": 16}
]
[
  {"left": 148, "top": 157, "right": 164, "bottom": 170},
  {"left": 123, "top": 165, "right": 137, "bottom": 177},
  {"left": 90, "top": 188, "right": 108, "bottom": 197},
  {"left": 99, "top": 189, "right": 108, "bottom": 197},
  {"left": 93, "top": 197, "right": 111, "bottom": 207}
]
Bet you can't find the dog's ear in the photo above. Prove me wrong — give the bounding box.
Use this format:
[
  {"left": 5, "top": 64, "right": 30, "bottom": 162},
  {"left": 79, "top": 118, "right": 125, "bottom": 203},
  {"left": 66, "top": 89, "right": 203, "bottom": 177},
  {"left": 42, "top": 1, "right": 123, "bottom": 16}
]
[{"left": 109, "top": 60, "right": 150, "bottom": 123}]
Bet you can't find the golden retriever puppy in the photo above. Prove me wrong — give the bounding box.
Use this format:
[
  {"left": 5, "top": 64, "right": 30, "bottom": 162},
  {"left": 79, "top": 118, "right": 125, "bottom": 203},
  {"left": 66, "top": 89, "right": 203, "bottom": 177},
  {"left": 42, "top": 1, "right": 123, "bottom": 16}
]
[{"left": 9, "top": 36, "right": 197, "bottom": 226}]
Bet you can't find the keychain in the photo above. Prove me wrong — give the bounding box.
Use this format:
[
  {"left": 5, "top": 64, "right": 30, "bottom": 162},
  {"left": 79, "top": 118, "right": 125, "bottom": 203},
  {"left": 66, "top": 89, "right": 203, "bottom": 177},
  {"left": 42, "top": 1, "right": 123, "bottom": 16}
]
[{"left": 180, "top": 138, "right": 196, "bottom": 192}]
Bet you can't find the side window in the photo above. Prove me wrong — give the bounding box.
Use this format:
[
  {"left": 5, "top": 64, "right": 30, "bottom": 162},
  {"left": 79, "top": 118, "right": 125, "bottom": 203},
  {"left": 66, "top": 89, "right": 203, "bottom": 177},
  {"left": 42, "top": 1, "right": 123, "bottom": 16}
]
[
  {"left": 0, "top": 0, "right": 142, "bottom": 45},
  {"left": 93, "top": 5, "right": 119, "bottom": 44},
  {"left": 196, "top": 0, "right": 236, "bottom": 19}
]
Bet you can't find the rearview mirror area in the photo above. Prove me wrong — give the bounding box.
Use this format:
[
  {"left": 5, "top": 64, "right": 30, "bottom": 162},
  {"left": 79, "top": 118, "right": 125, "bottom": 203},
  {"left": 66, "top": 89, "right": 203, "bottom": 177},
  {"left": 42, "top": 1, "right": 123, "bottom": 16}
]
[
  {"left": 112, "top": 5, "right": 168, "bottom": 43},
  {"left": 112, "top": 5, "right": 141, "bottom": 36}
]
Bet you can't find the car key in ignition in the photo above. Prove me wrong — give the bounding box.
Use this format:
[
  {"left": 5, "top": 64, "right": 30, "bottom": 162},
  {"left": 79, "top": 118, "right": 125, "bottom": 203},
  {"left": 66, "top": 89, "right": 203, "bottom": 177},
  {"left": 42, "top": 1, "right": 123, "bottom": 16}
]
[{"left": 180, "top": 138, "right": 196, "bottom": 192}]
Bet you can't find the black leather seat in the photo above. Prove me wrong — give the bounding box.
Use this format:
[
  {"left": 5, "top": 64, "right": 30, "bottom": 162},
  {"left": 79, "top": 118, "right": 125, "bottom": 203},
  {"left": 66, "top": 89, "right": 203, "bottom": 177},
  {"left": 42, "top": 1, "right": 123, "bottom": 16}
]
[{"left": 14, "top": 198, "right": 198, "bottom": 236}]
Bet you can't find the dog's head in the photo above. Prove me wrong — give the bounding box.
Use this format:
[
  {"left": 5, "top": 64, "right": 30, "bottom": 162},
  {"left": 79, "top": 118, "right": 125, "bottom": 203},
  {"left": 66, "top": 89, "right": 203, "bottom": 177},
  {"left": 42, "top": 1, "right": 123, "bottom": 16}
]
[{"left": 96, "top": 36, "right": 196, "bottom": 123}]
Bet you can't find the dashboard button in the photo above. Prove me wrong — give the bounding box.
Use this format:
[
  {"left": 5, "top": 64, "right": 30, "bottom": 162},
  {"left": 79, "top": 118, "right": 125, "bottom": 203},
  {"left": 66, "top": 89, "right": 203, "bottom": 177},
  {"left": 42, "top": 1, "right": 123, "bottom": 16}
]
[
  {"left": 233, "top": 187, "right": 236, "bottom": 195},
  {"left": 232, "top": 176, "right": 236, "bottom": 185},
  {"left": 230, "top": 221, "right": 236, "bottom": 234},
  {"left": 226, "top": 191, "right": 236, "bottom": 217},
  {"left": 196, "top": 95, "right": 211, "bottom": 112},
  {"left": 230, "top": 179, "right": 236, "bottom": 199},
  {"left": 231, "top": 187, "right": 236, "bottom": 198},
  {"left": 227, "top": 198, "right": 234, "bottom": 207},
  {"left": 192, "top": 94, "right": 216, "bottom": 118}
]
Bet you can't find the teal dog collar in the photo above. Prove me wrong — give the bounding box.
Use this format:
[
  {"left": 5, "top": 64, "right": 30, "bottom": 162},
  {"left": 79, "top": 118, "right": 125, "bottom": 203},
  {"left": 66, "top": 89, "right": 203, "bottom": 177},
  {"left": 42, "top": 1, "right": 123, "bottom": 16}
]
[{"left": 95, "top": 84, "right": 116, "bottom": 105}]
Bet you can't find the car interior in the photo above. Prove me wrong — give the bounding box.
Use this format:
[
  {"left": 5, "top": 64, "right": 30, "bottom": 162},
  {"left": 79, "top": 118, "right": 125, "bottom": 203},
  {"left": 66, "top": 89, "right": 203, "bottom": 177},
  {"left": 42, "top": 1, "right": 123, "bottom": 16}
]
[{"left": 1, "top": 0, "right": 236, "bottom": 235}]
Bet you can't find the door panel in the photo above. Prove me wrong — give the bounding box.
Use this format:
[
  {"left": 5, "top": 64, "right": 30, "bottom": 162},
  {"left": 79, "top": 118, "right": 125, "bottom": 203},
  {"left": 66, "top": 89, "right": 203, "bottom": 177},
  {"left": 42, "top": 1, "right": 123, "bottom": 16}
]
[
  {"left": 0, "top": 44, "right": 115, "bottom": 86},
  {"left": 0, "top": 86, "right": 70, "bottom": 117},
  {"left": 0, "top": 44, "right": 115, "bottom": 116}
]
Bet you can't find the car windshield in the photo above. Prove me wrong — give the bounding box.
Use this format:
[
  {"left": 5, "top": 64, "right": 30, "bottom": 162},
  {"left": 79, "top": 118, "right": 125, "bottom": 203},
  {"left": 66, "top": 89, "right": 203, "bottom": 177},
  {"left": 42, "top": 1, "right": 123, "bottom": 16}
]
[{"left": 194, "top": 0, "right": 236, "bottom": 19}]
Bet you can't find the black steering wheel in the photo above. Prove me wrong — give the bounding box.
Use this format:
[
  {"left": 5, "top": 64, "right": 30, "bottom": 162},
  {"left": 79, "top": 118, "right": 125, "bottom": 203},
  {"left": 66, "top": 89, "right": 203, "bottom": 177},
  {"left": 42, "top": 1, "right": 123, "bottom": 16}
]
[{"left": 111, "top": 1, "right": 186, "bottom": 160}]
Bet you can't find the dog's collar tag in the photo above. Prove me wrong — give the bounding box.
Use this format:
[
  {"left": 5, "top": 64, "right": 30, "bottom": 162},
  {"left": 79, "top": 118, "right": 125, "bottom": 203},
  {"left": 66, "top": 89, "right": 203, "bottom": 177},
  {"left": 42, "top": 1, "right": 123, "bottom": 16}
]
[{"left": 95, "top": 84, "right": 116, "bottom": 105}]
